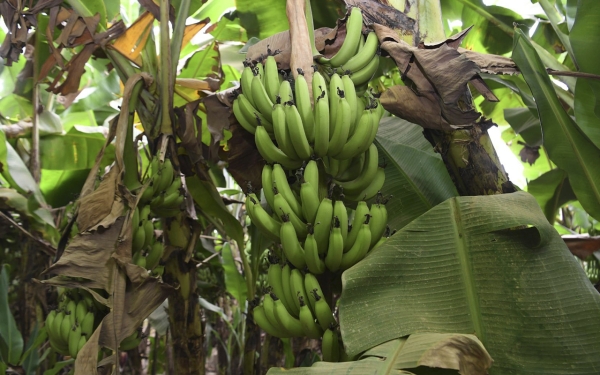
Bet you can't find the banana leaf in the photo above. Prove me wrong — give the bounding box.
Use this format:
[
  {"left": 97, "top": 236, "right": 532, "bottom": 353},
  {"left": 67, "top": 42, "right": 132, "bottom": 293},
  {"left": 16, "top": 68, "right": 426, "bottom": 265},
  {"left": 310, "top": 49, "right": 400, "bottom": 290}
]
[
  {"left": 267, "top": 333, "right": 492, "bottom": 375},
  {"left": 338, "top": 191, "right": 600, "bottom": 374},
  {"left": 374, "top": 117, "right": 458, "bottom": 232}
]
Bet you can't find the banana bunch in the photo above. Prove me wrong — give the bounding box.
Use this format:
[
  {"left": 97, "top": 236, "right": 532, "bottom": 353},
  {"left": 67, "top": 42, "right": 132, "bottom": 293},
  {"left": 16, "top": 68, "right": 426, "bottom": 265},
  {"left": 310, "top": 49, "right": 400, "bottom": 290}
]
[
  {"left": 245, "top": 161, "right": 389, "bottom": 271},
  {"left": 253, "top": 267, "right": 334, "bottom": 338},
  {"left": 139, "top": 157, "right": 186, "bottom": 218},
  {"left": 45, "top": 289, "right": 100, "bottom": 358},
  {"left": 131, "top": 204, "right": 165, "bottom": 274}
]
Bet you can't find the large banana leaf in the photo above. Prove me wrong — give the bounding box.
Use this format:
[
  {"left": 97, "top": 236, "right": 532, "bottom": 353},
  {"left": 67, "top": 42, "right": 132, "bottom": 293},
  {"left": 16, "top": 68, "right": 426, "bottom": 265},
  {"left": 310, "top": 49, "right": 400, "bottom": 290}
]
[
  {"left": 374, "top": 117, "right": 458, "bottom": 231},
  {"left": 512, "top": 27, "right": 600, "bottom": 221},
  {"left": 267, "top": 333, "right": 492, "bottom": 375},
  {"left": 339, "top": 191, "right": 600, "bottom": 374}
]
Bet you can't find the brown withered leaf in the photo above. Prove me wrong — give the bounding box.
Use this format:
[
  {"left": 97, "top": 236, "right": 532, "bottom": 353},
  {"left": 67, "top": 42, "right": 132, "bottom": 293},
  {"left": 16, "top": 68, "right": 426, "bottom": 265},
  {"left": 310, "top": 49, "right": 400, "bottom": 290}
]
[
  {"left": 459, "top": 49, "right": 519, "bottom": 75},
  {"left": 519, "top": 144, "right": 540, "bottom": 165},
  {"left": 220, "top": 122, "right": 263, "bottom": 192},
  {"left": 205, "top": 94, "right": 232, "bottom": 145},
  {"left": 43, "top": 217, "right": 124, "bottom": 289},
  {"left": 174, "top": 101, "right": 204, "bottom": 165},
  {"left": 562, "top": 235, "right": 600, "bottom": 259},
  {"left": 112, "top": 11, "right": 154, "bottom": 66},
  {"left": 347, "top": 0, "right": 416, "bottom": 36},
  {"left": 380, "top": 86, "right": 453, "bottom": 130},
  {"left": 247, "top": 31, "right": 292, "bottom": 69},
  {"left": 77, "top": 166, "right": 119, "bottom": 231},
  {"left": 181, "top": 18, "right": 211, "bottom": 51}
]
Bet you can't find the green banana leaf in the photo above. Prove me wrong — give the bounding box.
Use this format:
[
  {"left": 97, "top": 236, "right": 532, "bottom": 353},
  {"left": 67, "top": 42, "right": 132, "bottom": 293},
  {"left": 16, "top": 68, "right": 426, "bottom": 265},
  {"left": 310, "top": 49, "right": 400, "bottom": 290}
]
[
  {"left": 527, "top": 169, "right": 576, "bottom": 224},
  {"left": 374, "top": 117, "right": 458, "bottom": 231},
  {"left": 512, "top": 27, "right": 600, "bottom": 221},
  {"left": 0, "top": 265, "right": 23, "bottom": 366},
  {"left": 221, "top": 243, "right": 248, "bottom": 305},
  {"left": 267, "top": 333, "right": 492, "bottom": 375},
  {"left": 338, "top": 191, "right": 600, "bottom": 374},
  {"left": 574, "top": 78, "right": 600, "bottom": 150}
]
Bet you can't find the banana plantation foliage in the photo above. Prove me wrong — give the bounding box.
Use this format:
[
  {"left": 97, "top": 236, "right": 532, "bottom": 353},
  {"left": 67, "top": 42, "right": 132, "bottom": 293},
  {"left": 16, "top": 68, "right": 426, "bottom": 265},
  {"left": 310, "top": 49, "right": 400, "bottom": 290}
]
[{"left": 0, "top": 0, "right": 599, "bottom": 374}]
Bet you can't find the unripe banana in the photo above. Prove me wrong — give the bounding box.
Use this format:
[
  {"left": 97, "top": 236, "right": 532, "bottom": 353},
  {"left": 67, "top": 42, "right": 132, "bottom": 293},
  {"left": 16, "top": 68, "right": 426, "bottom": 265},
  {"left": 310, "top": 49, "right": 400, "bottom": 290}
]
[
  {"left": 279, "top": 79, "right": 294, "bottom": 104},
  {"left": 304, "top": 227, "right": 326, "bottom": 274},
  {"left": 300, "top": 180, "right": 320, "bottom": 225},
  {"left": 263, "top": 56, "right": 280, "bottom": 102},
  {"left": 75, "top": 301, "right": 87, "bottom": 326},
  {"left": 340, "top": 219, "right": 372, "bottom": 270},
  {"left": 167, "top": 217, "right": 190, "bottom": 248},
  {"left": 345, "top": 167, "right": 385, "bottom": 202},
  {"left": 154, "top": 159, "right": 174, "bottom": 193},
  {"left": 233, "top": 96, "right": 257, "bottom": 134},
  {"left": 284, "top": 103, "right": 312, "bottom": 160},
  {"left": 119, "top": 331, "right": 142, "bottom": 351},
  {"left": 240, "top": 66, "right": 256, "bottom": 106},
  {"left": 350, "top": 54, "right": 380, "bottom": 86},
  {"left": 253, "top": 303, "right": 288, "bottom": 338},
  {"left": 325, "top": 217, "right": 344, "bottom": 272},
  {"left": 238, "top": 93, "right": 274, "bottom": 132},
  {"left": 80, "top": 311, "right": 95, "bottom": 337},
  {"left": 272, "top": 103, "right": 300, "bottom": 160},
  {"left": 273, "top": 297, "right": 304, "bottom": 337},
  {"left": 68, "top": 324, "right": 82, "bottom": 358},
  {"left": 251, "top": 74, "right": 274, "bottom": 123},
  {"left": 341, "top": 74, "right": 358, "bottom": 133},
  {"left": 77, "top": 335, "right": 87, "bottom": 354},
  {"left": 369, "top": 202, "right": 388, "bottom": 249},
  {"left": 335, "top": 109, "right": 374, "bottom": 160},
  {"left": 345, "top": 201, "right": 370, "bottom": 252},
  {"left": 303, "top": 273, "right": 324, "bottom": 312},
  {"left": 322, "top": 328, "right": 340, "bottom": 362},
  {"left": 319, "top": 7, "right": 364, "bottom": 67},
  {"left": 255, "top": 126, "right": 303, "bottom": 170},
  {"left": 142, "top": 219, "right": 154, "bottom": 250},
  {"left": 294, "top": 72, "right": 315, "bottom": 143},
  {"left": 299, "top": 296, "right": 323, "bottom": 339},
  {"left": 312, "top": 290, "right": 335, "bottom": 331},
  {"left": 139, "top": 180, "right": 155, "bottom": 203},
  {"left": 273, "top": 189, "right": 307, "bottom": 239},
  {"left": 146, "top": 241, "right": 164, "bottom": 270},
  {"left": 51, "top": 310, "right": 64, "bottom": 340},
  {"left": 45, "top": 310, "right": 56, "bottom": 335},
  {"left": 336, "top": 143, "right": 379, "bottom": 196},
  {"left": 261, "top": 164, "right": 277, "bottom": 209},
  {"left": 336, "top": 31, "right": 379, "bottom": 74},
  {"left": 313, "top": 198, "right": 333, "bottom": 255},
  {"left": 289, "top": 269, "right": 311, "bottom": 315},
  {"left": 280, "top": 220, "right": 306, "bottom": 270},
  {"left": 328, "top": 74, "right": 344, "bottom": 138},
  {"left": 133, "top": 250, "right": 147, "bottom": 268},
  {"left": 246, "top": 194, "right": 281, "bottom": 241},
  {"left": 328, "top": 94, "right": 351, "bottom": 157},
  {"left": 281, "top": 264, "right": 300, "bottom": 317},
  {"left": 303, "top": 160, "right": 320, "bottom": 193},
  {"left": 312, "top": 71, "right": 328, "bottom": 102},
  {"left": 313, "top": 81, "right": 330, "bottom": 158},
  {"left": 272, "top": 164, "right": 303, "bottom": 220},
  {"left": 66, "top": 300, "right": 77, "bottom": 326},
  {"left": 267, "top": 262, "right": 294, "bottom": 313},
  {"left": 263, "top": 293, "right": 292, "bottom": 337},
  {"left": 333, "top": 199, "right": 349, "bottom": 242}
]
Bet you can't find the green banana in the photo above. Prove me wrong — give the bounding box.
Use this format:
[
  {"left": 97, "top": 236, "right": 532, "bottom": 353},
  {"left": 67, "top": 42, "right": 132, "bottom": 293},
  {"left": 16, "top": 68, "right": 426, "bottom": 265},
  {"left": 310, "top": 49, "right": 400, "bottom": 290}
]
[
  {"left": 273, "top": 189, "right": 307, "bottom": 239},
  {"left": 350, "top": 54, "right": 380, "bottom": 86},
  {"left": 142, "top": 219, "right": 154, "bottom": 250},
  {"left": 240, "top": 66, "right": 256, "bottom": 106},
  {"left": 345, "top": 201, "right": 370, "bottom": 252},
  {"left": 341, "top": 74, "right": 358, "bottom": 133},
  {"left": 312, "top": 71, "right": 328, "bottom": 102},
  {"left": 333, "top": 199, "right": 349, "bottom": 242},
  {"left": 75, "top": 301, "right": 87, "bottom": 326},
  {"left": 167, "top": 216, "right": 190, "bottom": 248},
  {"left": 133, "top": 250, "right": 147, "bottom": 268},
  {"left": 313, "top": 76, "right": 330, "bottom": 158},
  {"left": 336, "top": 143, "right": 379, "bottom": 195},
  {"left": 281, "top": 264, "right": 300, "bottom": 317},
  {"left": 303, "top": 273, "right": 323, "bottom": 312},
  {"left": 304, "top": 226, "right": 325, "bottom": 274},
  {"left": 369, "top": 202, "right": 388, "bottom": 249},
  {"left": 81, "top": 311, "right": 94, "bottom": 337},
  {"left": 263, "top": 293, "right": 292, "bottom": 337},
  {"left": 268, "top": 262, "right": 294, "bottom": 314},
  {"left": 325, "top": 217, "right": 344, "bottom": 272},
  {"left": 253, "top": 304, "right": 286, "bottom": 338},
  {"left": 313, "top": 198, "right": 333, "bottom": 255},
  {"left": 299, "top": 296, "right": 323, "bottom": 339},
  {"left": 261, "top": 164, "right": 277, "bottom": 210},
  {"left": 119, "top": 331, "right": 142, "bottom": 351},
  {"left": 254, "top": 61, "right": 264, "bottom": 81},
  {"left": 232, "top": 98, "right": 257, "bottom": 134},
  {"left": 304, "top": 160, "right": 320, "bottom": 193},
  {"left": 279, "top": 79, "right": 294, "bottom": 104},
  {"left": 337, "top": 31, "right": 379, "bottom": 74},
  {"left": 139, "top": 179, "right": 155, "bottom": 203},
  {"left": 154, "top": 159, "right": 174, "bottom": 193},
  {"left": 322, "top": 328, "right": 340, "bottom": 362},
  {"left": 326, "top": 157, "right": 340, "bottom": 177},
  {"left": 51, "top": 310, "right": 64, "bottom": 341},
  {"left": 146, "top": 241, "right": 164, "bottom": 270},
  {"left": 284, "top": 103, "right": 312, "bottom": 160},
  {"left": 335, "top": 109, "right": 374, "bottom": 160},
  {"left": 238, "top": 93, "right": 273, "bottom": 133},
  {"left": 340, "top": 218, "right": 372, "bottom": 270},
  {"left": 77, "top": 335, "right": 87, "bottom": 354},
  {"left": 290, "top": 269, "right": 311, "bottom": 314},
  {"left": 328, "top": 74, "right": 343, "bottom": 138},
  {"left": 273, "top": 296, "right": 304, "bottom": 337},
  {"left": 345, "top": 167, "right": 385, "bottom": 202},
  {"left": 300, "top": 180, "right": 320, "bottom": 225},
  {"left": 246, "top": 194, "right": 281, "bottom": 241},
  {"left": 312, "top": 290, "right": 335, "bottom": 331},
  {"left": 272, "top": 103, "right": 300, "bottom": 160},
  {"left": 66, "top": 300, "right": 77, "bottom": 326},
  {"left": 255, "top": 126, "right": 303, "bottom": 170},
  {"left": 264, "top": 56, "right": 280, "bottom": 102},
  {"left": 272, "top": 164, "right": 303, "bottom": 220},
  {"left": 319, "top": 7, "right": 364, "bottom": 67},
  {"left": 280, "top": 219, "right": 306, "bottom": 270},
  {"left": 294, "top": 72, "right": 315, "bottom": 143},
  {"left": 68, "top": 324, "right": 82, "bottom": 358},
  {"left": 328, "top": 93, "right": 351, "bottom": 157},
  {"left": 251, "top": 74, "right": 274, "bottom": 123}
]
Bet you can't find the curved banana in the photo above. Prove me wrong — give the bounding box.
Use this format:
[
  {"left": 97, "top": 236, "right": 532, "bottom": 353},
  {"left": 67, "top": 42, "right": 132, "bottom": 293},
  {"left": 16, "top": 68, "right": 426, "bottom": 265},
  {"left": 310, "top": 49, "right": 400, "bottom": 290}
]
[
  {"left": 345, "top": 201, "right": 370, "bottom": 252},
  {"left": 304, "top": 160, "right": 320, "bottom": 190},
  {"left": 312, "top": 290, "right": 335, "bottom": 331},
  {"left": 77, "top": 336, "right": 87, "bottom": 355},
  {"left": 139, "top": 180, "right": 155, "bottom": 203},
  {"left": 294, "top": 73, "right": 315, "bottom": 143},
  {"left": 299, "top": 296, "right": 323, "bottom": 339},
  {"left": 340, "top": 219, "right": 372, "bottom": 270},
  {"left": 238, "top": 93, "right": 273, "bottom": 133},
  {"left": 300, "top": 180, "right": 320, "bottom": 225},
  {"left": 66, "top": 300, "right": 77, "bottom": 326},
  {"left": 233, "top": 98, "right": 257, "bottom": 134},
  {"left": 281, "top": 264, "right": 300, "bottom": 317},
  {"left": 81, "top": 311, "right": 94, "bottom": 337},
  {"left": 304, "top": 227, "right": 326, "bottom": 274},
  {"left": 264, "top": 56, "right": 280, "bottom": 102},
  {"left": 322, "top": 328, "right": 340, "bottom": 362},
  {"left": 313, "top": 94, "right": 330, "bottom": 157},
  {"left": 263, "top": 293, "right": 292, "bottom": 337},
  {"left": 337, "top": 31, "right": 379, "bottom": 74},
  {"left": 272, "top": 103, "right": 300, "bottom": 160},
  {"left": 273, "top": 190, "right": 307, "bottom": 239},
  {"left": 284, "top": 103, "right": 312, "bottom": 160},
  {"left": 335, "top": 109, "right": 374, "bottom": 161},
  {"left": 240, "top": 66, "right": 255, "bottom": 105},
  {"left": 345, "top": 167, "right": 385, "bottom": 202},
  {"left": 75, "top": 301, "right": 87, "bottom": 326},
  {"left": 132, "top": 222, "right": 146, "bottom": 254},
  {"left": 68, "top": 324, "right": 82, "bottom": 358},
  {"left": 255, "top": 126, "right": 303, "bottom": 170},
  {"left": 350, "top": 54, "right": 380, "bottom": 86},
  {"left": 341, "top": 74, "right": 358, "bottom": 133},
  {"left": 268, "top": 262, "right": 294, "bottom": 314},
  {"left": 335, "top": 143, "right": 379, "bottom": 195},
  {"left": 251, "top": 74, "right": 274, "bottom": 123},
  {"left": 328, "top": 74, "right": 344, "bottom": 138},
  {"left": 246, "top": 194, "right": 281, "bottom": 241},
  {"left": 261, "top": 164, "right": 277, "bottom": 210},
  {"left": 325, "top": 217, "right": 344, "bottom": 272},
  {"left": 253, "top": 304, "right": 287, "bottom": 338},
  {"left": 280, "top": 220, "right": 306, "bottom": 269},
  {"left": 319, "top": 7, "right": 364, "bottom": 67},
  {"left": 326, "top": 157, "right": 340, "bottom": 178},
  {"left": 369, "top": 202, "right": 388, "bottom": 249},
  {"left": 290, "top": 269, "right": 311, "bottom": 314},
  {"left": 272, "top": 164, "right": 304, "bottom": 220},
  {"left": 313, "top": 198, "right": 333, "bottom": 255},
  {"left": 146, "top": 241, "right": 164, "bottom": 270},
  {"left": 279, "top": 79, "right": 294, "bottom": 104},
  {"left": 154, "top": 159, "right": 174, "bottom": 193},
  {"left": 303, "top": 273, "right": 322, "bottom": 312},
  {"left": 327, "top": 94, "right": 351, "bottom": 157},
  {"left": 333, "top": 200, "right": 349, "bottom": 242},
  {"left": 274, "top": 297, "right": 304, "bottom": 337},
  {"left": 312, "top": 71, "right": 328, "bottom": 102}
]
